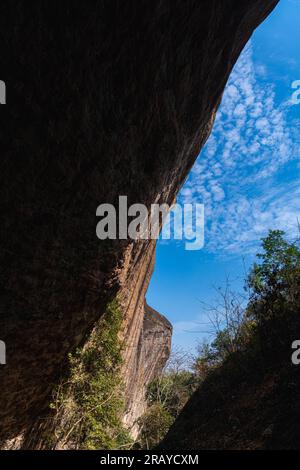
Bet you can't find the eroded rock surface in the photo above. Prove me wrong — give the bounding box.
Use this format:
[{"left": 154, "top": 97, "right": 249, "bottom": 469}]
[
  {"left": 124, "top": 302, "right": 172, "bottom": 437},
  {"left": 0, "top": 0, "right": 278, "bottom": 447}
]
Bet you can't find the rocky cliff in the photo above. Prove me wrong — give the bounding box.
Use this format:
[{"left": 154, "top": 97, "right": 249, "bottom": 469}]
[
  {"left": 0, "top": 0, "right": 278, "bottom": 448},
  {"left": 124, "top": 303, "right": 172, "bottom": 438}
]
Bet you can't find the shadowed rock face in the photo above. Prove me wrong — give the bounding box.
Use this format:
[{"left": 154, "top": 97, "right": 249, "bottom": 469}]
[{"left": 0, "top": 0, "right": 278, "bottom": 447}]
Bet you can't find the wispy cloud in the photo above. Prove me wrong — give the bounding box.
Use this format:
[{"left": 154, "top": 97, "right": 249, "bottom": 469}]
[{"left": 178, "top": 42, "right": 300, "bottom": 255}]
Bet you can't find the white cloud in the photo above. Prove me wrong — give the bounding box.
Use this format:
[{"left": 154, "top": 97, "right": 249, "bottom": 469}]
[{"left": 178, "top": 42, "right": 300, "bottom": 256}]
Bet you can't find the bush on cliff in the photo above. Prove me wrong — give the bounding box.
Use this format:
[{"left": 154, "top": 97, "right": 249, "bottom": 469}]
[{"left": 51, "top": 300, "right": 132, "bottom": 450}]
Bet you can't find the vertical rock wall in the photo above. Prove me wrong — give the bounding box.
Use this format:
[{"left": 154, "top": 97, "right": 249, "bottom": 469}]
[{"left": 123, "top": 302, "right": 172, "bottom": 438}]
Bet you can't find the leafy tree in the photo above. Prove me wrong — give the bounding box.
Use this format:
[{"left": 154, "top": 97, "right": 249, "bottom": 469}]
[
  {"left": 147, "top": 371, "right": 196, "bottom": 419},
  {"left": 137, "top": 349, "right": 197, "bottom": 449},
  {"left": 138, "top": 403, "right": 174, "bottom": 449},
  {"left": 248, "top": 230, "right": 300, "bottom": 294},
  {"left": 247, "top": 230, "right": 300, "bottom": 322}
]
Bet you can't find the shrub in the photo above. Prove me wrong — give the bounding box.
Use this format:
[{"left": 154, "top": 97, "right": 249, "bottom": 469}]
[{"left": 138, "top": 403, "right": 174, "bottom": 449}]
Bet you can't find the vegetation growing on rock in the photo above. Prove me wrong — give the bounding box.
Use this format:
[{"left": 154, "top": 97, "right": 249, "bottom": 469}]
[{"left": 50, "top": 300, "right": 133, "bottom": 450}]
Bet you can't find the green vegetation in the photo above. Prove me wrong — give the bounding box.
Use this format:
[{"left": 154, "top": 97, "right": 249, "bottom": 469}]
[
  {"left": 247, "top": 229, "right": 300, "bottom": 322},
  {"left": 139, "top": 230, "right": 300, "bottom": 449},
  {"left": 138, "top": 403, "right": 174, "bottom": 449},
  {"left": 137, "top": 357, "right": 198, "bottom": 449},
  {"left": 51, "top": 300, "right": 133, "bottom": 450}
]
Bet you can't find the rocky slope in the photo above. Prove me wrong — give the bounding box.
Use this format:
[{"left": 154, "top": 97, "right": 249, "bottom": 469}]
[
  {"left": 160, "top": 326, "right": 300, "bottom": 450},
  {"left": 0, "top": 0, "right": 278, "bottom": 448}
]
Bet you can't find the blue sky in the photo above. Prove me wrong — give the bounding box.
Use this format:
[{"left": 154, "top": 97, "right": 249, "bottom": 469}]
[{"left": 147, "top": 0, "right": 300, "bottom": 353}]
